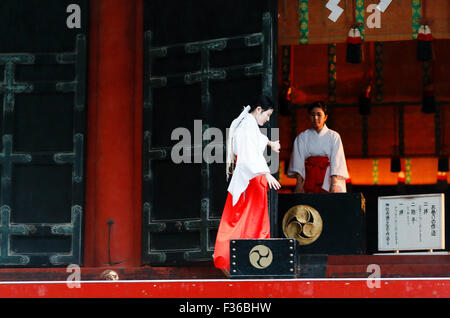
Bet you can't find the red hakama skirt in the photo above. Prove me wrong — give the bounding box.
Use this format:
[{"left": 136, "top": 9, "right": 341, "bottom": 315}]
[
  {"left": 213, "top": 174, "right": 271, "bottom": 270},
  {"left": 304, "top": 156, "right": 330, "bottom": 193}
]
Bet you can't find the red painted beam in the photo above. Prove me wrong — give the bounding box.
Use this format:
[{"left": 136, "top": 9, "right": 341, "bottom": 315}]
[
  {"left": 85, "top": 0, "right": 143, "bottom": 267},
  {"left": 0, "top": 279, "right": 448, "bottom": 298}
]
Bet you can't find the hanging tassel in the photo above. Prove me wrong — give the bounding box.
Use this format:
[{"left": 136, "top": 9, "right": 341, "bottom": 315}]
[
  {"left": 438, "top": 156, "right": 449, "bottom": 172},
  {"left": 422, "top": 84, "right": 436, "bottom": 113},
  {"left": 417, "top": 24, "right": 433, "bottom": 61},
  {"left": 390, "top": 156, "right": 401, "bottom": 173},
  {"left": 346, "top": 26, "right": 362, "bottom": 64}
]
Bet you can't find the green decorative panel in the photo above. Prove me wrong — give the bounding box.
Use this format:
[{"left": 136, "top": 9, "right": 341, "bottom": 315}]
[
  {"left": 355, "top": 0, "right": 365, "bottom": 41},
  {"left": 412, "top": 0, "right": 422, "bottom": 40},
  {"left": 298, "top": 0, "right": 309, "bottom": 45},
  {"left": 405, "top": 158, "right": 412, "bottom": 184},
  {"left": 372, "top": 159, "right": 379, "bottom": 185}
]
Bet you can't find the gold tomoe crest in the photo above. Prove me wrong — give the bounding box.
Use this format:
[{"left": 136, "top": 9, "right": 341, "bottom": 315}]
[
  {"left": 249, "top": 245, "right": 273, "bottom": 269},
  {"left": 282, "top": 205, "right": 323, "bottom": 245}
]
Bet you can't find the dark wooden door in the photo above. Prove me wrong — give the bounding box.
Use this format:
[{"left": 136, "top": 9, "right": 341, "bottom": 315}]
[
  {"left": 0, "top": 0, "right": 87, "bottom": 267},
  {"left": 143, "top": 0, "right": 278, "bottom": 265}
]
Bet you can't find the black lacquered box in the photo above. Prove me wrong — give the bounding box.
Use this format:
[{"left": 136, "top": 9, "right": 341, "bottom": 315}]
[
  {"left": 229, "top": 238, "right": 297, "bottom": 279},
  {"left": 278, "top": 193, "right": 366, "bottom": 255}
]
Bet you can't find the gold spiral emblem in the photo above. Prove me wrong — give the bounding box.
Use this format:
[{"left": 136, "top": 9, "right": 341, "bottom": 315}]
[
  {"left": 249, "top": 245, "right": 273, "bottom": 269},
  {"left": 282, "top": 205, "right": 323, "bottom": 245}
]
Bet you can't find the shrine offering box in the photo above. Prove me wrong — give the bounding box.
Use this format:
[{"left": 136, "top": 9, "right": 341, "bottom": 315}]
[
  {"left": 229, "top": 238, "right": 296, "bottom": 279},
  {"left": 278, "top": 193, "right": 366, "bottom": 254}
]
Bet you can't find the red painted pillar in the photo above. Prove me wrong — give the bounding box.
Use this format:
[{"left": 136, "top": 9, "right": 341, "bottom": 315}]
[{"left": 84, "top": 0, "right": 143, "bottom": 267}]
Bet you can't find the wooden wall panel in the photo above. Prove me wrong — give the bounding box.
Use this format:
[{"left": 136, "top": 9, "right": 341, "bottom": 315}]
[
  {"left": 335, "top": 43, "right": 369, "bottom": 104},
  {"left": 382, "top": 41, "right": 423, "bottom": 102},
  {"left": 367, "top": 105, "right": 396, "bottom": 157},
  {"left": 329, "top": 106, "right": 363, "bottom": 157},
  {"left": 290, "top": 44, "right": 329, "bottom": 104},
  {"left": 441, "top": 104, "right": 450, "bottom": 155},
  {"left": 404, "top": 105, "right": 435, "bottom": 155},
  {"left": 435, "top": 40, "right": 450, "bottom": 99}
]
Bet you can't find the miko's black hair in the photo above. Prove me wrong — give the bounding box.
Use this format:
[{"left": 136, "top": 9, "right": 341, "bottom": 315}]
[
  {"left": 308, "top": 101, "right": 328, "bottom": 115},
  {"left": 249, "top": 94, "right": 275, "bottom": 112}
]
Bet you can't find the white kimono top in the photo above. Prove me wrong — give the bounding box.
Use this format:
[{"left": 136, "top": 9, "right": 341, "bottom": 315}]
[
  {"left": 287, "top": 125, "right": 349, "bottom": 192},
  {"left": 227, "top": 112, "right": 270, "bottom": 206}
]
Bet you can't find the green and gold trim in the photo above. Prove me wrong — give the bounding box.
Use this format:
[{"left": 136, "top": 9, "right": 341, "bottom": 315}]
[
  {"left": 372, "top": 159, "right": 379, "bottom": 185},
  {"left": 355, "top": 0, "right": 365, "bottom": 41},
  {"left": 298, "top": 0, "right": 309, "bottom": 45},
  {"left": 405, "top": 158, "right": 412, "bottom": 184},
  {"left": 412, "top": 0, "right": 422, "bottom": 40}
]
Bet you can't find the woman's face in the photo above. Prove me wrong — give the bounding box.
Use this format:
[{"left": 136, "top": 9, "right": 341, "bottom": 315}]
[
  {"left": 309, "top": 107, "right": 328, "bottom": 131},
  {"left": 253, "top": 107, "right": 273, "bottom": 126}
]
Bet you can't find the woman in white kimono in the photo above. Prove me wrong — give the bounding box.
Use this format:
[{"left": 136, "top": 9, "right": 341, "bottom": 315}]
[
  {"left": 213, "top": 95, "right": 280, "bottom": 275},
  {"left": 288, "top": 101, "right": 349, "bottom": 193}
]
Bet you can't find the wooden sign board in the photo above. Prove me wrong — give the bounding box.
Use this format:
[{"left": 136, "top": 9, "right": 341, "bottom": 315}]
[{"left": 378, "top": 193, "right": 445, "bottom": 251}]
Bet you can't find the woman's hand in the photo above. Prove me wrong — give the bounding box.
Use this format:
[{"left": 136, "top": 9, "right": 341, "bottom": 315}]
[
  {"left": 265, "top": 173, "right": 281, "bottom": 190},
  {"left": 268, "top": 140, "right": 280, "bottom": 153},
  {"left": 330, "top": 184, "right": 339, "bottom": 193},
  {"left": 330, "top": 175, "right": 342, "bottom": 193}
]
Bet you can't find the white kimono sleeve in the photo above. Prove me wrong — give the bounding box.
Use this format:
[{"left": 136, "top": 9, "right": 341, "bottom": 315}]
[
  {"left": 227, "top": 124, "right": 270, "bottom": 206},
  {"left": 330, "top": 134, "right": 349, "bottom": 179},
  {"left": 327, "top": 134, "right": 349, "bottom": 192},
  {"left": 287, "top": 134, "right": 305, "bottom": 179}
]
